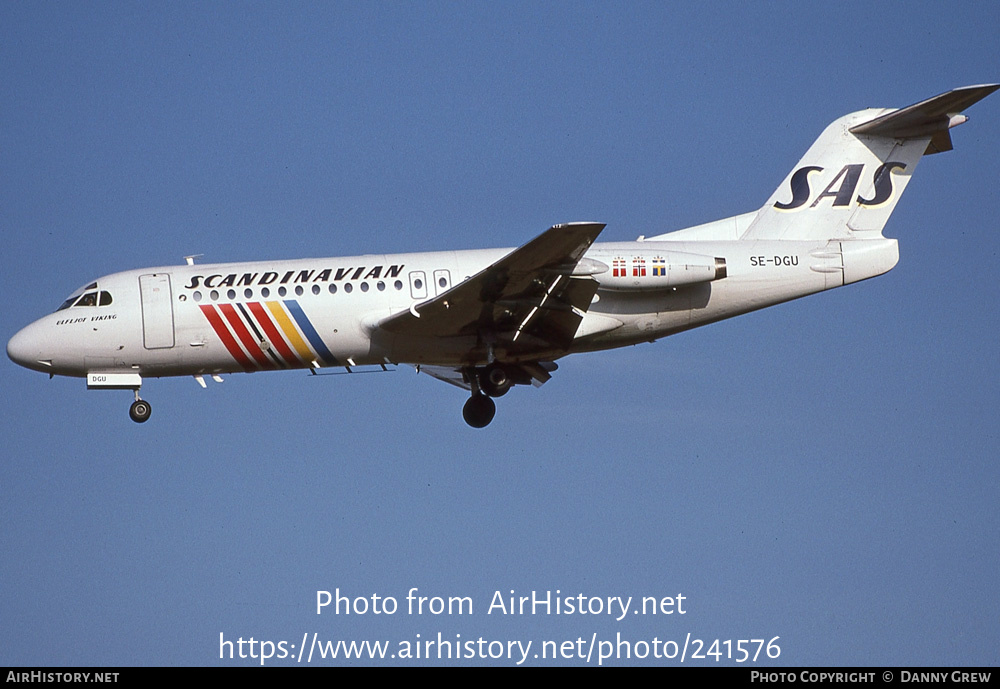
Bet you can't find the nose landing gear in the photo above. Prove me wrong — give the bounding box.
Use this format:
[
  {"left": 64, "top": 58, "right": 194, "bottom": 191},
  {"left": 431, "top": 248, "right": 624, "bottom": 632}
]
[
  {"left": 85, "top": 373, "right": 151, "bottom": 424},
  {"left": 129, "top": 391, "right": 151, "bottom": 423}
]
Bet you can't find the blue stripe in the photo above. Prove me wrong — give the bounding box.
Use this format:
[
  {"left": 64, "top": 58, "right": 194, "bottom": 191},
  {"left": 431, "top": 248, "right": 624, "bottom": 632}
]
[{"left": 284, "top": 300, "right": 339, "bottom": 366}]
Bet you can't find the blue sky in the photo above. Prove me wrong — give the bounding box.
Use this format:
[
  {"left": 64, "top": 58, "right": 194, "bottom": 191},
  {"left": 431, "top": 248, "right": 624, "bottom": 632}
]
[{"left": 2, "top": 2, "right": 998, "bottom": 666}]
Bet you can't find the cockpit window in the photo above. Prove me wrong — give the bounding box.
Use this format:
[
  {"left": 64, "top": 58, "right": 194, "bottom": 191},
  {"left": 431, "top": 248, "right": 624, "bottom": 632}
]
[{"left": 55, "top": 285, "right": 113, "bottom": 311}]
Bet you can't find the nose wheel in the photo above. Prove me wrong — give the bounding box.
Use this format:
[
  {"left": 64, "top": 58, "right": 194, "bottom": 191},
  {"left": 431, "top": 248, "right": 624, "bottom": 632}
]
[{"left": 129, "top": 393, "right": 152, "bottom": 423}]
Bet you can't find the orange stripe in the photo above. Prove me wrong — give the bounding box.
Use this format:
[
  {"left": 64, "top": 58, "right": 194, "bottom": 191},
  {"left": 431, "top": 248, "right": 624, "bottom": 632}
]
[{"left": 265, "top": 301, "right": 315, "bottom": 363}]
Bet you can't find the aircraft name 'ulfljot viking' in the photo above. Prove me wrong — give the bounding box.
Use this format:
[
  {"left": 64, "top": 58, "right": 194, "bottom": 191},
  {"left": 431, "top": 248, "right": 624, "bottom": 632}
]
[{"left": 8, "top": 85, "right": 998, "bottom": 427}]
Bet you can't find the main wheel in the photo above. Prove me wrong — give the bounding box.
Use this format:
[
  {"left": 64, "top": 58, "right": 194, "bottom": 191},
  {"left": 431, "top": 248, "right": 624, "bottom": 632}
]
[
  {"left": 479, "top": 364, "right": 512, "bottom": 398},
  {"left": 129, "top": 399, "right": 152, "bottom": 423},
  {"left": 462, "top": 394, "right": 496, "bottom": 428}
]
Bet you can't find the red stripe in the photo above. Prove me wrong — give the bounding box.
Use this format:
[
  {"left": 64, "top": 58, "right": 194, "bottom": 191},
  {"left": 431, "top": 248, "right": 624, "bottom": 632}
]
[
  {"left": 219, "top": 304, "right": 276, "bottom": 370},
  {"left": 200, "top": 305, "right": 255, "bottom": 371},
  {"left": 247, "top": 302, "right": 303, "bottom": 367}
]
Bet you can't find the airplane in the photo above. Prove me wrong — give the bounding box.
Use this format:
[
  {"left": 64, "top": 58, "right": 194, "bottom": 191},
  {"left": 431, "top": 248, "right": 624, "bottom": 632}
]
[{"left": 7, "top": 85, "right": 998, "bottom": 427}]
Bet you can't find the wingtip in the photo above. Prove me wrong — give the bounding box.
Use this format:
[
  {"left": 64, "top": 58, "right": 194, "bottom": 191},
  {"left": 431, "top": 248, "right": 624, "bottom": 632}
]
[{"left": 553, "top": 221, "right": 607, "bottom": 229}]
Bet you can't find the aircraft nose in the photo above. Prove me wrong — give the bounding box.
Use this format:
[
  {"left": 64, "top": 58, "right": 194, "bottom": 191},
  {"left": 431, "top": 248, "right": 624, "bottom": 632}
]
[{"left": 7, "top": 321, "right": 50, "bottom": 372}]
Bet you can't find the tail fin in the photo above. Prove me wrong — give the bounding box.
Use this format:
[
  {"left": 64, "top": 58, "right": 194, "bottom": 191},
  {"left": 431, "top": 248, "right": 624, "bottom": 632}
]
[{"left": 741, "top": 84, "right": 999, "bottom": 241}]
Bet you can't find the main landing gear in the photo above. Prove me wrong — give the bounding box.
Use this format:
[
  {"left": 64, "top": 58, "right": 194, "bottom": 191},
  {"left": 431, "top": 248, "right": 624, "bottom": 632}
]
[
  {"left": 129, "top": 391, "right": 151, "bottom": 423},
  {"left": 463, "top": 394, "right": 495, "bottom": 428},
  {"left": 461, "top": 363, "right": 514, "bottom": 428}
]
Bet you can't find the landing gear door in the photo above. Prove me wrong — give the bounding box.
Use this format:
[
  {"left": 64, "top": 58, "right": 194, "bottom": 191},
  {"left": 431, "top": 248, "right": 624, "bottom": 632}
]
[{"left": 139, "top": 274, "right": 175, "bottom": 349}]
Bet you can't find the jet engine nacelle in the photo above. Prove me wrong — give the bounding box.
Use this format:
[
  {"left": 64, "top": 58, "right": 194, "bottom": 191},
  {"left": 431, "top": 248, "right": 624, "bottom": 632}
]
[{"left": 597, "top": 251, "right": 727, "bottom": 291}]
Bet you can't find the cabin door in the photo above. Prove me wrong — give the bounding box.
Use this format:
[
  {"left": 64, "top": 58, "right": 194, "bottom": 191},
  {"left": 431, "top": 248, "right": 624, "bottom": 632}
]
[{"left": 139, "top": 274, "right": 175, "bottom": 349}]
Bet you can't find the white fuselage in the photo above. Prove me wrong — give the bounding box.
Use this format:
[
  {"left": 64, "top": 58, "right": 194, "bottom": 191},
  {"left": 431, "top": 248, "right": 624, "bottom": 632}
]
[{"left": 7, "top": 235, "right": 898, "bottom": 379}]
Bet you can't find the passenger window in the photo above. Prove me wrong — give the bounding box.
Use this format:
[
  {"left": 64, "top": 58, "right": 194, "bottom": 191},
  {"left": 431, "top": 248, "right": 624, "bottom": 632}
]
[
  {"left": 409, "top": 271, "right": 427, "bottom": 300},
  {"left": 433, "top": 270, "right": 451, "bottom": 296}
]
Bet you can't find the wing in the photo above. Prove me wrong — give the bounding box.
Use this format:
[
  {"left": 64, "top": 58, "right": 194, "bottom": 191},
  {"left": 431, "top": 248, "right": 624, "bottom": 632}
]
[{"left": 379, "top": 222, "right": 606, "bottom": 361}]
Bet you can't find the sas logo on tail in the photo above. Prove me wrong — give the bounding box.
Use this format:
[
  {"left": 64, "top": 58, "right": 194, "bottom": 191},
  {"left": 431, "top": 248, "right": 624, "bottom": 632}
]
[{"left": 774, "top": 162, "right": 906, "bottom": 211}]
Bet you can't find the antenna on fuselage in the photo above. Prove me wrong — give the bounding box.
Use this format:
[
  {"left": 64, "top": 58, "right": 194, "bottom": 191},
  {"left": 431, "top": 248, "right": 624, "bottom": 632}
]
[{"left": 184, "top": 254, "right": 204, "bottom": 266}]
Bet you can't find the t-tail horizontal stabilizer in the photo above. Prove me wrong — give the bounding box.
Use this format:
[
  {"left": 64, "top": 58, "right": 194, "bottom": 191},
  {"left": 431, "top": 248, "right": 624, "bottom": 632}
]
[
  {"left": 850, "top": 84, "right": 1000, "bottom": 154},
  {"left": 741, "top": 84, "right": 999, "bottom": 241}
]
